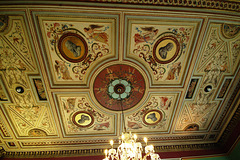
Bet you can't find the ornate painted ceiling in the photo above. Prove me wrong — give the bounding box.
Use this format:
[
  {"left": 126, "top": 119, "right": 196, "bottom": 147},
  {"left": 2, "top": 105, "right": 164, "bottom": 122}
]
[{"left": 0, "top": 0, "right": 240, "bottom": 159}]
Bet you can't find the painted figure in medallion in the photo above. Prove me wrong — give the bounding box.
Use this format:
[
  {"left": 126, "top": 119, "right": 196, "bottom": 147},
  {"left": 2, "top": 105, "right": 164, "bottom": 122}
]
[
  {"left": 159, "top": 42, "right": 174, "bottom": 59},
  {"left": 65, "top": 40, "right": 82, "bottom": 57}
]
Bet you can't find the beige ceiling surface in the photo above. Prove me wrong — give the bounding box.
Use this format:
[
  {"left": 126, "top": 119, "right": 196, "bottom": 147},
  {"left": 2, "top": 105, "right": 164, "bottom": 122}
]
[{"left": 0, "top": 1, "right": 240, "bottom": 158}]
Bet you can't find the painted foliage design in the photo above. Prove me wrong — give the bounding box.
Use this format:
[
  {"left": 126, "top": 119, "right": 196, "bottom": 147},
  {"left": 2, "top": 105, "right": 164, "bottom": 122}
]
[
  {"left": 126, "top": 95, "right": 176, "bottom": 132},
  {"left": 8, "top": 103, "right": 56, "bottom": 136},
  {"left": 44, "top": 21, "right": 112, "bottom": 82},
  {"left": 202, "top": 43, "right": 229, "bottom": 87},
  {"left": 230, "top": 38, "right": 240, "bottom": 69},
  {"left": 60, "top": 96, "right": 112, "bottom": 134},
  {"left": 0, "top": 17, "right": 57, "bottom": 137},
  {"left": 0, "top": 38, "right": 30, "bottom": 88},
  {"left": 177, "top": 90, "right": 218, "bottom": 131},
  {"left": 199, "top": 28, "right": 224, "bottom": 66},
  {"left": 5, "top": 20, "right": 34, "bottom": 67},
  {"left": 177, "top": 24, "right": 240, "bottom": 132},
  {"left": 131, "top": 25, "right": 193, "bottom": 82}
]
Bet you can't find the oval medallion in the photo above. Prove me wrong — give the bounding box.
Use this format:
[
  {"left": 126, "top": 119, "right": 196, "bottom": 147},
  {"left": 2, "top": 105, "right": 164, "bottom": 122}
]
[
  {"left": 143, "top": 110, "right": 163, "bottom": 125},
  {"left": 72, "top": 111, "right": 94, "bottom": 128},
  {"left": 58, "top": 33, "right": 88, "bottom": 63},
  {"left": 153, "top": 36, "right": 180, "bottom": 64}
]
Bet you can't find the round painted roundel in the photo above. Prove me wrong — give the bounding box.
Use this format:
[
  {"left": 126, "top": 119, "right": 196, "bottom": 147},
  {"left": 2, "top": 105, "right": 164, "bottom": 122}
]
[
  {"left": 58, "top": 33, "right": 88, "bottom": 63},
  {"left": 93, "top": 64, "right": 145, "bottom": 111}
]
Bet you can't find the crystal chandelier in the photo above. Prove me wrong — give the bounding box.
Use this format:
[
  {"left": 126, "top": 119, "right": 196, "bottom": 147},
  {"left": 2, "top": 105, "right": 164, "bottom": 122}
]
[
  {"left": 103, "top": 132, "right": 161, "bottom": 160},
  {"left": 103, "top": 97, "right": 161, "bottom": 160}
]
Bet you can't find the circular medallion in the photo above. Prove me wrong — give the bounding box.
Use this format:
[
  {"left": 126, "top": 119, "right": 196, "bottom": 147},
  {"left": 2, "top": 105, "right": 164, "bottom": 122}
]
[
  {"left": 72, "top": 111, "right": 94, "bottom": 128},
  {"left": 93, "top": 64, "right": 145, "bottom": 111},
  {"left": 153, "top": 36, "right": 180, "bottom": 64},
  {"left": 143, "top": 110, "right": 163, "bottom": 125},
  {"left": 58, "top": 33, "right": 88, "bottom": 63}
]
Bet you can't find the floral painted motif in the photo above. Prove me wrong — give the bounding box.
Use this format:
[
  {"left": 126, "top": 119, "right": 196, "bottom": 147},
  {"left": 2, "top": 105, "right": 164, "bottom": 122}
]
[
  {"left": 203, "top": 44, "right": 229, "bottom": 87},
  {"left": 230, "top": 39, "right": 240, "bottom": 68},
  {"left": 199, "top": 28, "right": 223, "bottom": 67},
  {"left": 177, "top": 90, "right": 218, "bottom": 131},
  {"left": 8, "top": 104, "right": 55, "bottom": 136},
  {"left": 0, "top": 38, "right": 30, "bottom": 88},
  {"left": 5, "top": 20, "right": 33, "bottom": 65},
  {"left": 93, "top": 64, "right": 145, "bottom": 111}
]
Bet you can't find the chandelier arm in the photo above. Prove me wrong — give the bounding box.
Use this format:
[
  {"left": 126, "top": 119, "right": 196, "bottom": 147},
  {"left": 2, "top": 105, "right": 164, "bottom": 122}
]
[
  {"left": 142, "top": 152, "right": 151, "bottom": 160},
  {"left": 110, "top": 155, "right": 120, "bottom": 160}
]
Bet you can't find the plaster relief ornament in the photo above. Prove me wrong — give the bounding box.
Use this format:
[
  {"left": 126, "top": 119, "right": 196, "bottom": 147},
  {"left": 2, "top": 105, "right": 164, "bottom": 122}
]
[{"left": 94, "top": 64, "right": 145, "bottom": 111}]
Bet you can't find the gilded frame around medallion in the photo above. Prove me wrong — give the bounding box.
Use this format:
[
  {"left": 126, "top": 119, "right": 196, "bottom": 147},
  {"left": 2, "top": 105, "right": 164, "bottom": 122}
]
[
  {"left": 153, "top": 36, "right": 180, "bottom": 64},
  {"left": 72, "top": 111, "right": 94, "bottom": 128},
  {"left": 143, "top": 110, "right": 163, "bottom": 125},
  {"left": 58, "top": 33, "right": 88, "bottom": 63}
]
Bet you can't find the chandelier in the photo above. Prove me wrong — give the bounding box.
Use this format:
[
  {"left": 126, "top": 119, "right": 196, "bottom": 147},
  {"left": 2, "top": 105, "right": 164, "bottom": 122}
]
[
  {"left": 103, "top": 96, "right": 161, "bottom": 160},
  {"left": 103, "top": 132, "right": 161, "bottom": 160}
]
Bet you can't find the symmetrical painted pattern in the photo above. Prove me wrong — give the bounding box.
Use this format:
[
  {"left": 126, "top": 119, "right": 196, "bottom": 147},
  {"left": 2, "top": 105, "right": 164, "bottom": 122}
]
[
  {"left": 0, "top": 3, "right": 240, "bottom": 158},
  {"left": 127, "top": 18, "right": 200, "bottom": 85},
  {"left": 38, "top": 16, "right": 116, "bottom": 85}
]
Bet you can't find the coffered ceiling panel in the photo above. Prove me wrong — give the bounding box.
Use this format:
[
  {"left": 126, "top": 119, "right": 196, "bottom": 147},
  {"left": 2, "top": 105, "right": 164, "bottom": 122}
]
[
  {"left": 0, "top": 1, "right": 240, "bottom": 159},
  {"left": 37, "top": 14, "right": 118, "bottom": 86}
]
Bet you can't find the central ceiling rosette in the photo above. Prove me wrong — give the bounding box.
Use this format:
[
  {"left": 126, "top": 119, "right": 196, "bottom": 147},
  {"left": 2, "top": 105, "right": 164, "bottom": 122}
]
[{"left": 93, "top": 64, "right": 146, "bottom": 111}]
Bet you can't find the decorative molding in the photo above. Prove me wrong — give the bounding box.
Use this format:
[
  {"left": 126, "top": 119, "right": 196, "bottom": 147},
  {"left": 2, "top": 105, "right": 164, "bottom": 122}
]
[
  {"left": 0, "top": 147, "right": 5, "bottom": 158},
  {"left": 92, "top": 0, "right": 240, "bottom": 12},
  {"left": 21, "top": 135, "right": 204, "bottom": 147},
  {"left": 2, "top": 142, "right": 217, "bottom": 158},
  {"left": 155, "top": 143, "right": 217, "bottom": 152},
  {"left": 2, "top": 149, "right": 104, "bottom": 158},
  {"left": 214, "top": 80, "right": 240, "bottom": 130},
  {"left": 218, "top": 96, "right": 240, "bottom": 146}
]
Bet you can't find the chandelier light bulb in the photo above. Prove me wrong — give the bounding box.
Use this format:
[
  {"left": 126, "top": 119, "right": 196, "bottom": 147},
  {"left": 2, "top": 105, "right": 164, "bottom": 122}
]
[
  {"left": 133, "top": 134, "right": 137, "bottom": 141},
  {"left": 144, "top": 137, "right": 148, "bottom": 144},
  {"left": 105, "top": 149, "right": 108, "bottom": 156},
  {"left": 110, "top": 140, "right": 114, "bottom": 147},
  {"left": 121, "top": 134, "right": 125, "bottom": 140}
]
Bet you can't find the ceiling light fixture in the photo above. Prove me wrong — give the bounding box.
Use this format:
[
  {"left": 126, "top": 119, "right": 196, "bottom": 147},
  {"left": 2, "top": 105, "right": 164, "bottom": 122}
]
[{"left": 103, "top": 93, "right": 161, "bottom": 160}]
